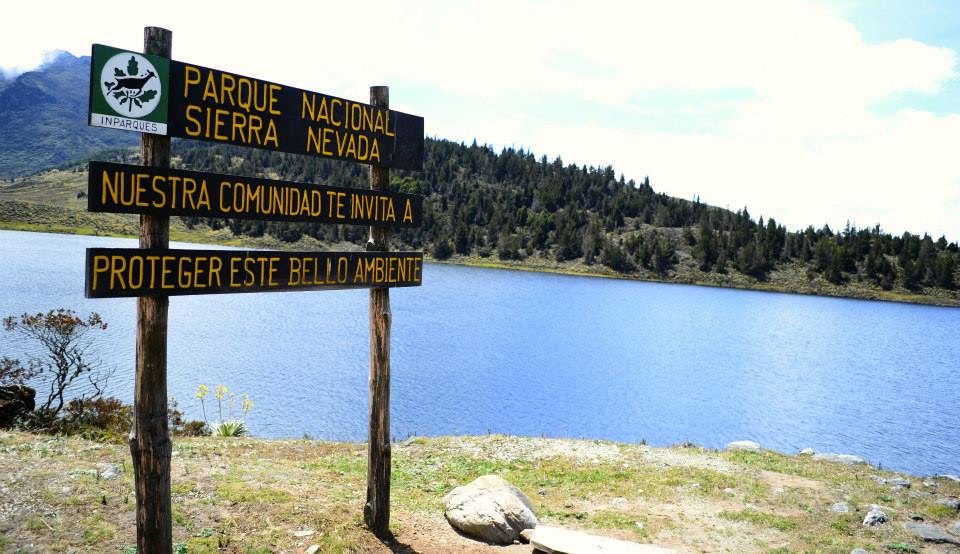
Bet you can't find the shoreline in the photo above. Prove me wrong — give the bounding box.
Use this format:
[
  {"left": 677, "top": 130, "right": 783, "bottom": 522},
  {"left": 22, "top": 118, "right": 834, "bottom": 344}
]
[
  {"left": 2, "top": 430, "right": 958, "bottom": 553},
  {"left": 3, "top": 221, "right": 958, "bottom": 309}
]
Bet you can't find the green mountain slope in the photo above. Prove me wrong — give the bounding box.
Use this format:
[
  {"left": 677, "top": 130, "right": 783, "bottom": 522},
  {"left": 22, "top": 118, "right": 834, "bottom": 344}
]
[
  {"left": 2, "top": 140, "right": 958, "bottom": 306},
  {"left": 0, "top": 50, "right": 957, "bottom": 306},
  {"left": 0, "top": 52, "right": 135, "bottom": 178}
]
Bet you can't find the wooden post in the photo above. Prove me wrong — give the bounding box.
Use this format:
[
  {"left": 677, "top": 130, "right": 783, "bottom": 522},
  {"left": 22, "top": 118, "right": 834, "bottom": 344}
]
[
  {"left": 365, "top": 85, "right": 392, "bottom": 540},
  {"left": 130, "top": 26, "right": 173, "bottom": 554}
]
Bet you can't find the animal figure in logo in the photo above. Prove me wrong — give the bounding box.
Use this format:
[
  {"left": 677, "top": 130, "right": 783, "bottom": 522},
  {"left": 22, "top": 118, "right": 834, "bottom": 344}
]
[{"left": 106, "top": 70, "right": 156, "bottom": 94}]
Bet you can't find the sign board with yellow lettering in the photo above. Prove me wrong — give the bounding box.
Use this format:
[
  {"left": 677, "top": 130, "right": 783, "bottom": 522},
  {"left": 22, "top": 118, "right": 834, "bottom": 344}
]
[
  {"left": 89, "top": 44, "right": 424, "bottom": 170},
  {"left": 88, "top": 161, "right": 423, "bottom": 228},
  {"left": 85, "top": 248, "right": 423, "bottom": 298}
]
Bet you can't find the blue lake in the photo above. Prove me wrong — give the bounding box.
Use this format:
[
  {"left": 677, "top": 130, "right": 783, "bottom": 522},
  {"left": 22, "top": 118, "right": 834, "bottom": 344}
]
[{"left": 1, "top": 229, "right": 958, "bottom": 475}]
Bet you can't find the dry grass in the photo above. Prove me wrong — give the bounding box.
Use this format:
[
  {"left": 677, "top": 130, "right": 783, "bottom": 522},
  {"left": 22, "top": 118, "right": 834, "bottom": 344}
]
[{"left": 1, "top": 432, "right": 958, "bottom": 553}]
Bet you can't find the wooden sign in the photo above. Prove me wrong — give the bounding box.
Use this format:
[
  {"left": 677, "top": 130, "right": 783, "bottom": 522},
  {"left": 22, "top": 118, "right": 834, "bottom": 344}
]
[
  {"left": 88, "top": 161, "right": 423, "bottom": 228},
  {"left": 89, "top": 44, "right": 424, "bottom": 170},
  {"left": 87, "top": 29, "right": 422, "bottom": 549},
  {"left": 85, "top": 248, "right": 423, "bottom": 298}
]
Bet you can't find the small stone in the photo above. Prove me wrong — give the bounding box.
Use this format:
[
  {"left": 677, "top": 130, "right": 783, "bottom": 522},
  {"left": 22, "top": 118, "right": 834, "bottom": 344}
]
[
  {"left": 862, "top": 505, "right": 888, "bottom": 527},
  {"left": 304, "top": 546, "right": 320, "bottom": 554},
  {"left": 293, "top": 529, "right": 315, "bottom": 538},
  {"left": 722, "top": 488, "right": 735, "bottom": 495},
  {"left": 887, "top": 477, "right": 910, "bottom": 489},
  {"left": 849, "top": 549, "right": 869, "bottom": 554},
  {"left": 813, "top": 452, "right": 867, "bottom": 465},
  {"left": 831, "top": 502, "right": 852, "bottom": 513},
  {"left": 725, "top": 440, "right": 761, "bottom": 452},
  {"left": 910, "top": 514, "right": 924, "bottom": 521},
  {"left": 935, "top": 497, "right": 960, "bottom": 511},
  {"left": 923, "top": 478, "right": 937, "bottom": 488},
  {"left": 799, "top": 448, "right": 815, "bottom": 456},
  {"left": 519, "top": 529, "right": 534, "bottom": 543},
  {"left": 904, "top": 522, "right": 960, "bottom": 545}
]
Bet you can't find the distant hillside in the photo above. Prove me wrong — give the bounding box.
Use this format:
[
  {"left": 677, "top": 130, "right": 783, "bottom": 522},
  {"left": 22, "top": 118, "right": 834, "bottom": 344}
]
[
  {"left": 2, "top": 139, "right": 958, "bottom": 306},
  {"left": 0, "top": 49, "right": 957, "bottom": 306},
  {"left": 0, "top": 51, "right": 135, "bottom": 178}
]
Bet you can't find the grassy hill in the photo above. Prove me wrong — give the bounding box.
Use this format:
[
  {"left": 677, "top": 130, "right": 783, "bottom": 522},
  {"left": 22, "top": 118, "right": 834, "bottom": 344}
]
[
  {"left": 2, "top": 145, "right": 958, "bottom": 307},
  {"left": 0, "top": 51, "right": 957, "bottom": 306},
  {"left": 2, "top": 431, "right": 958, "bottom": 553}
]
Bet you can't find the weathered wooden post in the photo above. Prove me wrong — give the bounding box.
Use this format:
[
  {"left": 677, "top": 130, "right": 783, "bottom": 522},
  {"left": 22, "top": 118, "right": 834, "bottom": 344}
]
[
  {"left": 131, "top": 25, "right": 173, "bottom": 554},
  {"left": 88, "top": 39, "right": 422, "bottom": 544},
  {"left": 365, "top": 85, "right": 392, "bottom": 539}
]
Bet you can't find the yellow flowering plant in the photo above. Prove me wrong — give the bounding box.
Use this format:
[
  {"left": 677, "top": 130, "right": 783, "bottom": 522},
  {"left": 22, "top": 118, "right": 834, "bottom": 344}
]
[{"left": 195, "top": 383, "right": 253, "bottom": 437}]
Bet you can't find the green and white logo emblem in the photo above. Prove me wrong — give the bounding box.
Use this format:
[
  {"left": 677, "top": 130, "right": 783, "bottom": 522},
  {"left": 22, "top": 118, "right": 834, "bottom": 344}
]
[
  {"left": 102, "top": 53, "right": 160, "bottom": 117},
  {"left": 89, "top": 44, "right": 169, "bottom": 135}
]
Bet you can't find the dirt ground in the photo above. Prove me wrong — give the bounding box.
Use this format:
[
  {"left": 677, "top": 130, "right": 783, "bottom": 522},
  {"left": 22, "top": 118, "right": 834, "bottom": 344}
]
[{"left": 2, "top": 432, "right": 959, "bottom": 553}]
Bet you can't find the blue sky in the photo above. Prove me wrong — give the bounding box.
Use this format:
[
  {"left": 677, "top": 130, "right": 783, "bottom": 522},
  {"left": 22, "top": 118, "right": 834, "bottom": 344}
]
[{"left": 2, "top": 0, "right": 958, "bottom": 240}]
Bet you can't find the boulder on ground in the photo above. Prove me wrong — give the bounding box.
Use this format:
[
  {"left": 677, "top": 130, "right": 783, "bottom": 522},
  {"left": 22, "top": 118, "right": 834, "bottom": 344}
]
[
  {"left": 831, "top": 501, "right": 852, "bottom": 513},
  {"left": 799, "top": 448, "right": 815, "bottom": 456},
  {"left": 904, "top": 522, "right": 960, "bottom": 545},
  {"left": 862, "top": 505, "right": 888, "bottom": 527},
  {"left": 443, "top": 475, "right": 538, "bottom": 544},
  {"left": 725, "top": 440, "right": 761, "bottom": 452},
  {"left": 530, "top": 525, "right": 676, "bottom": 553},
  {"left": 813, "top": 452, "right": 867, "bottom": 465},
  {"left": 0, "top": 385, "right": 35, "bottom": 428},
  {"left": 935, "top": 497, "right": 960, "bottom": 511}
]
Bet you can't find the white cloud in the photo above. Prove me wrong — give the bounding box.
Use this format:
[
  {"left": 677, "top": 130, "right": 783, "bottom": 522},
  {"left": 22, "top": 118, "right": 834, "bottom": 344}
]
[{"left": 1, "top": 0, "right": 957, "bottom": 238}]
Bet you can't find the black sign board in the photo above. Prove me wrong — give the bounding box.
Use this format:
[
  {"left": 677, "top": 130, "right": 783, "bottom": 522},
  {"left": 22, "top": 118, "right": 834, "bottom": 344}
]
[
  {"left": 85, "top": 248, "right": 423, "bottom": 298},
  {"left": 87, "top": 161, "right": 422, "bottom": 228},
  {"left": 168, "top": 60, "right": 424, "bottom": 169},
  {"left": 89, "top": 44, "right": 424, "bottom": 170}
]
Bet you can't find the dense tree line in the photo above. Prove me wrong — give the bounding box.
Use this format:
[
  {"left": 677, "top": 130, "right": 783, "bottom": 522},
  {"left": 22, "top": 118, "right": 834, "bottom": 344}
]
[{"left": 97, "top": 138, "right": 957, "bottom": 292}]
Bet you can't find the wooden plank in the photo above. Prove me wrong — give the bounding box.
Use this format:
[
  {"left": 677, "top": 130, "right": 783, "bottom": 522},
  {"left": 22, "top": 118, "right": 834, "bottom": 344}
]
[
  {"left": 530, "top": 526, "right": 677, "bottom": 554},
  {"left": 85, "top": 248, "right": 423, "bottom": 298},
  {"left": 87, "top": 161, "right": 423, "bottom": 228},
  {"left": 364, "top": 85, "right": 393, "bottom": 540},
  {"left": 131, "top": 26, "right": 173, "bottom": 554}
]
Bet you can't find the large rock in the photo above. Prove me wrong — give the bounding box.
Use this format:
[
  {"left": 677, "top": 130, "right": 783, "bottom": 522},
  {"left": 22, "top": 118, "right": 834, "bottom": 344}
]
[
  {"left": 530, "top": 525, "right": 676, "bottom": 553},
  {"left": 443, "top": 475, "right": 538, "bottom": 544},
  {"left": 813, "top": 452, "right": 867, "bottom": 465},
  {"left": 0, "top": 385, "right": 35, "bottom": 427},
  {"left": 904, "top": 522, "right": 960, "bottom": 545},
  {"left": 725, "top": 440, "right": 761, "bottom": 452}
]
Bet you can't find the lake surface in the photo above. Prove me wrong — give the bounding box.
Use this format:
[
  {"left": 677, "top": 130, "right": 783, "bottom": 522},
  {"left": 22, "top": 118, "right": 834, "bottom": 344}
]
[{"left": 1, "top": 229, "right": 958, "bottom": 475}]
